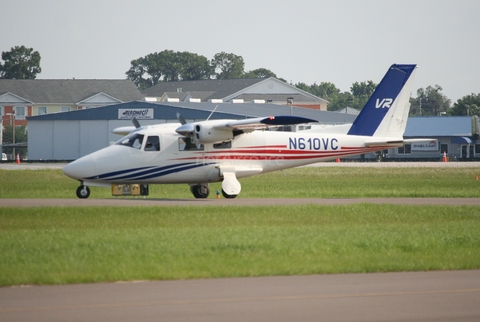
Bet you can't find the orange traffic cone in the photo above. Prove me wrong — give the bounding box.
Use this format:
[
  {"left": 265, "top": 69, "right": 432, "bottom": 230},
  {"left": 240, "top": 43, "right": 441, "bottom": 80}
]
[
  {"left": 335, "top": 158, "right": 340, "bottom": 163},
  {"left": 16, "top": 154, "right": 20, "bottom": 164},
  {"left": 442, "top": 151, "right": 447, "bottom": 162}
]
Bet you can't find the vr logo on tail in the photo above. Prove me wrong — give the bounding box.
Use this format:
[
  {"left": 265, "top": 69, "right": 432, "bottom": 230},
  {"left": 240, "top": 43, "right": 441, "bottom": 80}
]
[
  {"left": 347, "top": 64, "right": 417, "bottom": 137},
  {"left": 375, "top": 98, "right": 393, "bottom": 108}
]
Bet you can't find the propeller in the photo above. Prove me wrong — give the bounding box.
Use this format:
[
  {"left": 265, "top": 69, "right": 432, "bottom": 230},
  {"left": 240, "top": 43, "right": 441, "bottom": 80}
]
[
  {"left": 176, "top": 112, "right": 187, "bottom": 125},
  {"left": 132, "top": 117, "right": 141, "bottom": 128},
  {"left": 175, "top": 112, "right": 195, "bottom": 139}
]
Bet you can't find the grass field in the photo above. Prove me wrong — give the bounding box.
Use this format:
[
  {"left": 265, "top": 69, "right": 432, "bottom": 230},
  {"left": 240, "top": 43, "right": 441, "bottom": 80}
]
[
  {"left": 1, "top": 166, "right": 480, "bottom": 198},
  {"left": 1, "top": 167, "right": 480, "bottom": 286}
]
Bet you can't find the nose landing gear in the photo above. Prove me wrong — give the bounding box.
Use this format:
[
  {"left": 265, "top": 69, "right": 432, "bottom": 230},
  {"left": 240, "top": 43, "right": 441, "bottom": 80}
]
[{"left": 76, "top": 185, "right": 90, "bottom": 199}]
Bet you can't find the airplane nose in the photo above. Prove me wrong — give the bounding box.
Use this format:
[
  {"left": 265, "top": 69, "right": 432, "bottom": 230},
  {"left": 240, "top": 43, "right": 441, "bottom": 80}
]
[{"left": 63, "top": 156, "right": 95, "bottom": 180}]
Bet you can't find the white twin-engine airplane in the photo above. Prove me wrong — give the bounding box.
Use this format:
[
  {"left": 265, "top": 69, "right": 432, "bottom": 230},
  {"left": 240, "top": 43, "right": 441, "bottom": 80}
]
[{"left": 63, "top": 64, "right": 418, "bottom": 199}]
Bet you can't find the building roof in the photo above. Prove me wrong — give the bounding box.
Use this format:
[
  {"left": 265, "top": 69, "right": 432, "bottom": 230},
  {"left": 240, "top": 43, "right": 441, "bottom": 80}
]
[
  {"left": 0, "top": 79, "right": 144, "bottom": 104},
  {"left": 404, "top": 116, "right": 477, "bottom": 137},
  {"left": 141, "top": 77, "right": 327, "bottom": 105},
  {"left": 27, "top": 101, "right": 357, "bottom": 124},
  {"left": 336, "top": 107, "right": 360, "bottom": 115},
  {"left": 142, "top": 78, "right": 264, "bottom": 100}
]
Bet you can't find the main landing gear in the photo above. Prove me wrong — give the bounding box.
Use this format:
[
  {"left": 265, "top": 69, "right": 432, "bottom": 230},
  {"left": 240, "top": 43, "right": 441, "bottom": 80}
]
[
  {"left": 189, "top": 184, "right": 238, "bottom": 199},
  {"left": 190, "top": 184, "right": 210, "bottom": 199},
  {"left": 76, "top": 185, "right": 90, "bottom": 199}
]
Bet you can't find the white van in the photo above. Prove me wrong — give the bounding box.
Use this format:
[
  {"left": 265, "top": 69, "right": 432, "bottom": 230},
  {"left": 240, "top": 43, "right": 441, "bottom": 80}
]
[{"left": 2, "top": 153, "right": 7, "bottom": 161}]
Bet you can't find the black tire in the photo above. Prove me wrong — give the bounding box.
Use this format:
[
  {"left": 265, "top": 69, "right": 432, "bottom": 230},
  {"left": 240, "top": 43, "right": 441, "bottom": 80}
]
[
  {"left": 76, "top": 185, "right": 90, "bottom": 199},
  {"left": 221, "top": 189, "right": 237, "bottom": 199},
  {"left": 191, "top": 184, "right": 209, "bottom": 199}
]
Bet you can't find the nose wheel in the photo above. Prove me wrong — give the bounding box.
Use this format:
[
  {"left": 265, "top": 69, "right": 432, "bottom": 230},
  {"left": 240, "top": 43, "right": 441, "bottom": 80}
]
[{"left": 76, "top": 185, "right": 91, "bottom": 199}]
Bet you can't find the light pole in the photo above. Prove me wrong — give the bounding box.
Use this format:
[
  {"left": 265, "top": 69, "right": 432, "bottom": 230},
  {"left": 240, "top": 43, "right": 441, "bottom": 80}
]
[
  {"left": 287, "top": 97, "right": 294, "bottom": 116},
  {"left": 6, "top": 113, "right": 15, "bottom": 159}
]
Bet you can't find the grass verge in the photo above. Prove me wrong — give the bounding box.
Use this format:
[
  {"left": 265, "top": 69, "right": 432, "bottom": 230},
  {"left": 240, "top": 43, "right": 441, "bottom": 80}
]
[
  {"left": 1, "top": 204, "right": 479, "bottom": 286},
  {"left": 1, "top": 167, "right": 480, "bottom": 198}
]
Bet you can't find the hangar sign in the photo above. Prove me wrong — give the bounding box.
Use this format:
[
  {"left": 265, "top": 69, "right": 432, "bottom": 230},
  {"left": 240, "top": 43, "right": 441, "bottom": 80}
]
[
  {"left": 411, "top": 140, "right": 438, "bottom": 151},
  {"left": 118, "top": 109, "right": 154, "bottom": 119}
]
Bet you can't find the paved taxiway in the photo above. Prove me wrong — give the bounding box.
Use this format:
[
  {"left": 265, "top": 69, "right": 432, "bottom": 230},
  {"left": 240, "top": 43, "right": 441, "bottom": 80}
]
[{"left": 1, "top": 270, "right": 479, "bottom": 322}]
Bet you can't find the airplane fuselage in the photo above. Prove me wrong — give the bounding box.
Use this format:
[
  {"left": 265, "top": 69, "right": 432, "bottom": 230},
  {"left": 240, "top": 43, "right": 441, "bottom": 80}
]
[
  {"left": 63, "top": 64, "right": 418, "bottom": 199},
  {"left": 64, "top": 123, "right": 390, "bottom": 188}
]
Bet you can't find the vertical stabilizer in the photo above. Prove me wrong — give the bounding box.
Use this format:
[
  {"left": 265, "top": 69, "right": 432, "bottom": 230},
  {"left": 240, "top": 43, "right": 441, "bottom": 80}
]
[{"left": 347, "top": 64, "right": 417, "bottom": 138}]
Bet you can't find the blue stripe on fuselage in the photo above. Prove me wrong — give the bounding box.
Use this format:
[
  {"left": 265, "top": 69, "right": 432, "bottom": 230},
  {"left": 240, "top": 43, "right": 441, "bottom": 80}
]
[{"left": 85, "top": 163, "right": 214, "bottom": 181}]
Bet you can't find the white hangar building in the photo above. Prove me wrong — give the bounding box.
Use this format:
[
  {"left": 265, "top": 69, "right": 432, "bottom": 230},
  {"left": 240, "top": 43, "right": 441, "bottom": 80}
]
[{"left": 26, "top": 101, "right": 356, "bottom": 161}]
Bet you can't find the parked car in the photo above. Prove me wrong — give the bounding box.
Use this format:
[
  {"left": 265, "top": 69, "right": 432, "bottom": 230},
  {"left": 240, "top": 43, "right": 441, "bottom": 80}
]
[{"left": 2, "top": 153, "right": 7, "bottom": 161}]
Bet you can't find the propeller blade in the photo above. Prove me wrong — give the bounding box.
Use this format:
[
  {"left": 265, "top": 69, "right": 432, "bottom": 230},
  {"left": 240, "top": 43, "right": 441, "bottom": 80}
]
[
  {"left": 132, "top": 117, "right": 141, "bottom": 128},
  {"left": 176, "top": 112, "right": 187, "bottom": 125}
]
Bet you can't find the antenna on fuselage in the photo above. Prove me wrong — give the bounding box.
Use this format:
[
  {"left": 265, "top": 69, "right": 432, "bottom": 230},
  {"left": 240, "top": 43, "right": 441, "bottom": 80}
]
[{"left": 206, "top": 105, "right": 219, "bottom": 121}]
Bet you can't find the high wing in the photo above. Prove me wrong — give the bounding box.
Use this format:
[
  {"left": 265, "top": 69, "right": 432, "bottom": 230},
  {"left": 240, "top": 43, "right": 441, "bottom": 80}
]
[
  {"left": 213, "top": 116, "right": 317, "bottom": 132},
  {"left": 175, "top": 115, "right": 317, "bottom": 144}
]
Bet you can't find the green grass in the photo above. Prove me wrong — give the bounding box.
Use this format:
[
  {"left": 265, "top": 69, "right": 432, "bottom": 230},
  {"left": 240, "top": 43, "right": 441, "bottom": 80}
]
[
  {"left": 1, "top": 167, "right": 480, "bottom": 198},
  {"left": 1, "top": 205, "right": 479, "bottom": 286},
  {"left": 1, "top": 167, "right": 480, "bottom": 286}
]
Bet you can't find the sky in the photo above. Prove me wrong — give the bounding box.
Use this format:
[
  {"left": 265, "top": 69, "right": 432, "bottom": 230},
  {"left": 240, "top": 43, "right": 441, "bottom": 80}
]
[{"left": 1, "top": 0, "right": 479, "bottom": 102}]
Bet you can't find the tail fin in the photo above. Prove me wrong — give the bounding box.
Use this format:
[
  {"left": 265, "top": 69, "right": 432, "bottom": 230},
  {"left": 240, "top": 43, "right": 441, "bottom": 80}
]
[{"left": 347, "top": 64, "right": 417, "bottom": 138}]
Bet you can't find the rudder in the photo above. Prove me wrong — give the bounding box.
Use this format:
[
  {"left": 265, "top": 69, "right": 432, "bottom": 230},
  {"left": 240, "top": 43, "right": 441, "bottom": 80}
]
[{"left": 347, "top": 64, "right": 417, "bottom": 137}]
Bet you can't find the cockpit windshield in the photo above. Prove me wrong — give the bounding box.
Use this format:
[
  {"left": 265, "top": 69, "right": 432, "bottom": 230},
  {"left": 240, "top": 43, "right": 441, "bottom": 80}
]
[{"left": 116, "top": 133, "right": 145, "bottom": 149}]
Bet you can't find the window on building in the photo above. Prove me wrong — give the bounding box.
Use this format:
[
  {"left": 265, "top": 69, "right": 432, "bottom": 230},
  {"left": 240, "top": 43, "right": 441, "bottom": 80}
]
[
  {"left": 475, "top": 145, "right": 480, "bottom": 154},
  {"left": 38, "top": 106, "right": 47, "bottom": 115},
  {"left": 15, "top": 106, "right": 25, "bottom": 120},
  {"left": 440, "top": 144, "right": 448, "bottom": 154},
  {"left": 60, "top": 106, "right": 71, "bottom": 112},
  {"left": 398, "top": 144, "right": 411, "bottom": 154}
]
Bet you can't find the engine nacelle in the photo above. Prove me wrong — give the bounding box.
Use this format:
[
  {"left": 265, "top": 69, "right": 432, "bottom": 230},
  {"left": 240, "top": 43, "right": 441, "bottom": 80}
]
[{"left": 194, "top": 123, "right": 233, "bottom": 144}]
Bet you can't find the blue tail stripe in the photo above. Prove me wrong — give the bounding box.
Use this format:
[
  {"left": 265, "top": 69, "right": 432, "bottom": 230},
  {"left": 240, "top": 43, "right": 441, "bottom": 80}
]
[{"left": 347, "top": 64, "right": 416, "bottom": 136}]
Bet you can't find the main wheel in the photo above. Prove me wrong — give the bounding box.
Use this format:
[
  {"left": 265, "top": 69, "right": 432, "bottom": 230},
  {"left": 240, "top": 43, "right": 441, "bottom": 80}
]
[
  {"left": 190, "top": 184, "right": 209, "bottom": 199},
  {"left": 76, "top": 185, "right": 90, "bottom": 199},
  {"left": 222, "top": 189, "right": 237, "bottom": 199}
]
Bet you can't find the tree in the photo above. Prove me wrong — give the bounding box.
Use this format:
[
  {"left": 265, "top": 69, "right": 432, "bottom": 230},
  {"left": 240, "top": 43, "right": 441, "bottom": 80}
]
[
  {"left": 244, "top": 68, "right": 276, "bottom": 79},
  {"left": 295, "top": 82, "right": 340, "bottom": 102},
  {"left": 0, "top": 45, "right": 41, "bottom": 79},
  {"left": 1, "top": 125, "right": 28, "bottom": 159},
  {"left": 410, "top": 85, "right": 451, "bottom": 116},
  {"left": 350, "top": 81, "right": 377, "bottom": 110},
  {"left": 450, "top": 93, "right": 480, "bottom": 116},
  {"left": 126, "top": 50, "right": 213, "bottom": 90},
  {"left": 211, "top": 52, "right": 245, "bottom": 79},
  {"left": 327, "top": 92, "right": 355, "bottom": 111}
]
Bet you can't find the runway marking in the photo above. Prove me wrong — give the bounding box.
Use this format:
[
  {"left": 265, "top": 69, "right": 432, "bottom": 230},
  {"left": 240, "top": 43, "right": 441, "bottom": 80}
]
[{"left": 2, "top": 288, "right": 480, "bottom": 313}]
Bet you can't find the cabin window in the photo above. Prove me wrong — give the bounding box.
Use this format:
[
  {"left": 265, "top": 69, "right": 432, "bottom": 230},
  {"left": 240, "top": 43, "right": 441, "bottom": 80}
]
[
  {"left": 178, "top": 137, "right": 204, "bottom": 151},
  {"left": 214, "top": 141, "right": 232, "bottom": 149},
  {"left": 116, "top": 133, "right": 144, "bottom": 149},
  {"left": 145, "top": 136, "right": 160, "bottom": 151}
]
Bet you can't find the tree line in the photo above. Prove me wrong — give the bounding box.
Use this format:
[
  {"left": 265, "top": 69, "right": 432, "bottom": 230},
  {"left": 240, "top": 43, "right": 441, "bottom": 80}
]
[{"left": 1, "top": 46, "right": 478, "bottom": 116}]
